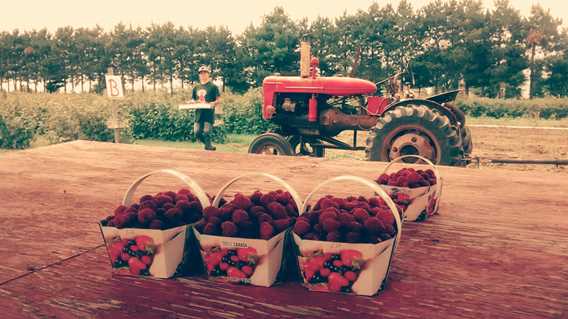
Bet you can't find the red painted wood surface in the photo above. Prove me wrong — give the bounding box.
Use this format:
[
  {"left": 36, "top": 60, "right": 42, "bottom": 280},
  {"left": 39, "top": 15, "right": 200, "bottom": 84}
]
[{"left": 0, "top": 141, "right": 567, "bottom": 319}]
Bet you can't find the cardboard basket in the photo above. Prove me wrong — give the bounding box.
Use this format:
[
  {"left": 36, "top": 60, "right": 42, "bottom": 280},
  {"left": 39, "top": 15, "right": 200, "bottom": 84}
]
[
  {"left": 379, "top": 155, "right": 443, "bottom": 222},
  {"left": 194, "top": 172, "right": 302, "bottom": 287},
  {"left": 99, "top": 169, "right": 210, "bottom": 279},
  {"left": 294, "top": 175, "right": 403, "bottom": 296}
]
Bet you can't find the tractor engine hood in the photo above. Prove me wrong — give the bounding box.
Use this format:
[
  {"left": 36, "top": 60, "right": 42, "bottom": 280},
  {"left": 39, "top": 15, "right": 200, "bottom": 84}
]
[{"left": 263, "top": 76, "right": 377, "bottom": 96}]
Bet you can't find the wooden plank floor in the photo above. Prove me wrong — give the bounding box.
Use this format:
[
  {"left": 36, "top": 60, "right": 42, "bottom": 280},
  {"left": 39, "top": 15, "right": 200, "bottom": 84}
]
[{"left": 0, "top": 141, "right": 567, "bottom": 319}]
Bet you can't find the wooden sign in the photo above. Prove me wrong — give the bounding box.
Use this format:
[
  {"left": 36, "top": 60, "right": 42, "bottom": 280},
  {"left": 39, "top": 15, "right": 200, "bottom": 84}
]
[{"left": 105, "top": 75, "right": 124, "bottom": 98}]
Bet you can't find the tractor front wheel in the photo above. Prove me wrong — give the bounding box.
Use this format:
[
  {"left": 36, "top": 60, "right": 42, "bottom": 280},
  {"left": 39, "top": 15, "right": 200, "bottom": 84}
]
[
  {"left": 248, "top": 132, "right": 294, "bottom": 156},
  {"left": 365, "top": 105, "right": 464, "bottom": 166}
]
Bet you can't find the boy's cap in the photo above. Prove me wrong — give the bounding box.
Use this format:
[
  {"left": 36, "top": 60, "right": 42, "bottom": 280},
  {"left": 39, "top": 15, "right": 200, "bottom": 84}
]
[{"left": 198, "top": 65, "right": 211, "bottom": 73}]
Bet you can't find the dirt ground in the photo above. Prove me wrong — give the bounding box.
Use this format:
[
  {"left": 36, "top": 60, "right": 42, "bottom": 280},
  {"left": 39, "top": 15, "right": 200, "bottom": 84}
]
[{"left": 316, "top": 125, "right": 568, "bottom": 174}]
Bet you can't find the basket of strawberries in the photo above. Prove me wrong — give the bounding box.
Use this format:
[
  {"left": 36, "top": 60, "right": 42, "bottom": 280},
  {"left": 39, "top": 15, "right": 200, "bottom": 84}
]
[
  {"left": 376, "top": 155, "right": 442, "bottom": 222},
  {"left": 99, "top": 169, "right": 210, "bottom": 278},
  {"left": 292, "top": 175, "right": 402, "bottom": 296},
  {"left": 194, "top": 173, "right": 302, "bottom": 287}
]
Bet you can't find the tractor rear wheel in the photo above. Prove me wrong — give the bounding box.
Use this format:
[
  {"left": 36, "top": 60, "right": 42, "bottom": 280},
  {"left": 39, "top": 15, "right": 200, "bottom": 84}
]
[
  {"left": 248, "top": 132, "right": 294, "bottom": 156},
  {"left": 365, "top": 105, "right": 464, "bottom": 166},
  {"left": 287, "top": 136, "right": 325, "bottom": 158}
]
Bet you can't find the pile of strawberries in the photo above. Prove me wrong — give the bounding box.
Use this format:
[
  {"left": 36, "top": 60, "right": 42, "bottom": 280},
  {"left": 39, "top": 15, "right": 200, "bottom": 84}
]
[
  {"left": 376, "top": 168, "right": 436, "bottom": 188},
  {"left": 203, "top": 247, "right": 258, "bottom": 279},
  {"left": 301, "top": 250, "right": 364, "bottom": 293},
  {"left": 109, "top": 235, "right": 155, "bottom": 275},
  {"left": 196, "top": 190, "right": 299, "bottom": 240},
  {"left": 100, "top": 189, "right": 204, "bottom": 230},
  {"left": 293, "top": 195, "right": 398, "bottom": 244}
]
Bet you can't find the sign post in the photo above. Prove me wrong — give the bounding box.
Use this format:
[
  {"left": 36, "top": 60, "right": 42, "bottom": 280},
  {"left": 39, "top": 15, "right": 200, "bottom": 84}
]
[{"left": 105, "top": 68, "right": 127, "bottom": 143}]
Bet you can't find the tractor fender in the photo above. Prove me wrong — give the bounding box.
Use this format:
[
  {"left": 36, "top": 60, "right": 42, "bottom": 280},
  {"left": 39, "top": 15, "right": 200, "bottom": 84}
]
[{"left": 384, "top": 98, "right": 459, "bottom": 126}]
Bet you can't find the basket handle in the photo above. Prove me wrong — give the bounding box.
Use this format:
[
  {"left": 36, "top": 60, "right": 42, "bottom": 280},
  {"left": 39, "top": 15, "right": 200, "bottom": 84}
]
[
  {"left": 301, "top": 175, "right": 402, "bottom": 251},
  {"left": 122, "top": 169, "right": 210, "bottom": 209},
  {"left": 382, "top": 155, "right": 441, "bottom": 196},
  {"left": 211, "top": 172, "right": 302, "bottom": 210}
]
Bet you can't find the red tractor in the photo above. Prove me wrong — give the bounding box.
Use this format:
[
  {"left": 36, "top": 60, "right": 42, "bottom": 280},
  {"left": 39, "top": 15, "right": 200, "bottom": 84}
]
[{"left": 247, "top": 45, "right": 472, "bottom": 166}]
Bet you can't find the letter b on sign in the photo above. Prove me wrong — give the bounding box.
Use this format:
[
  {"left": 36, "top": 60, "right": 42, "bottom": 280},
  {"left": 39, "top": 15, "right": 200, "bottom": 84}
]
[{"left": 105, "top": 75, "right": 124, "bottom": 98}]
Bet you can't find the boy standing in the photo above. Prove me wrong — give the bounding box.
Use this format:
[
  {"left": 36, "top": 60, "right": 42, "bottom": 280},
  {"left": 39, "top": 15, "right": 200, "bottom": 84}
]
[{"left": 192, "top": 65, "right": 220, "bottom": 151}]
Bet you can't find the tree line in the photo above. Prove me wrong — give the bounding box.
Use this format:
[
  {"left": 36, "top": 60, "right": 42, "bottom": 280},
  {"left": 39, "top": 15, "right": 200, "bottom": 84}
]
[{"left": 1, "top": 0, "right": 567, "bottom": 98}]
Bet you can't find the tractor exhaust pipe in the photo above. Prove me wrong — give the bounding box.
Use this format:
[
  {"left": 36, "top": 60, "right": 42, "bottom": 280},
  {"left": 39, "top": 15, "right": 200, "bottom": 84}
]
[{"left": 319, "top": 108, "right": 378, "bottom": 136}]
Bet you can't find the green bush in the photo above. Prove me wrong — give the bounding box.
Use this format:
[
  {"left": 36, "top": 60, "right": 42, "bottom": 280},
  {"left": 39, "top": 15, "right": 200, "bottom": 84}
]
[
  {"left": 78, "top": 114, "right": 114, "bottom": 141},
  {"left": 221, "top": 89, "right": 276, "bottom": 134},
  {"left": 128, "top": 103, "right": 226, "bottom": 142},
  {"left": 0, "top": 114, "right": 35, "bottom": 149},
  {"left": 456, "top": 97, "right": 568, "bottom": 119}
]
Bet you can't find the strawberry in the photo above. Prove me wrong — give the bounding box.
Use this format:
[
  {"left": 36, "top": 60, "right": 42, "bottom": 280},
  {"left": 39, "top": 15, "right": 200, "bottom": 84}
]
[
  {"left": 227, "top": 267, "right": 247, "bottom": 279},
  {"left": 241, "top": 265, "right": 254, "bottom": 277},
  {"left": 338, "top": 212, "right": 356, "bottom": 224},
  {"left": 396, "top": 192, "right": 412, "bottom": 205},
  {"left": 333, "top": 260, "right": 343, "bottom": 267},
  {"left": 260, "top": 194, "right": 275, "bottom": 207},
  {"left": 293, "top": 219, "right": 312, "bottom": 236},
  {"left": 109, "top": 241, "right": 126, "bottom": 262},
  {"left": 260, "top": 222, "right": 274, "bottom": 239},
  {"left": 219, "top": 262, "right": 229, "bottom": 271},
  {"left": 177, "top": 188, "right": 192, "bottom": 196},
  {"left": 304, "top": 269, "right": 315, "bottom": 281},
  {"left": 128, "top": 257, "right": 146, "bottom": 275},
  {"left": 203, "top": 222, "right": 219, "bottom": 235},
  {"left": 320, "top": 268, "right": 331, "bottom": 278},
  {"left": 135, "top": 235, "right": 153, "bottom": 251},
  {"left": 141, "top": 255, "right": 153, "bottom": 265},
  {"left": 230, "top": 255, "right": 240, "bottom": 262},
  {"left": 139, "top": 194, "right": 154, "bottom": 203},
  {"left": 205, "top": 252, "right": 223, "bottom": 267},
  {"left": 237, "top": 247, "right": 257, "bottom": 262},
  {"left": 232, "top": 194, "right": 252, "bottom": 210},
  {"left": 165, "top": 207, "right": 183, "bottom": 223},
  {"left": 364, "top": 217, "right": 386, "bottom": 234},
  {"left": 344, "top": 271, "right": 358, "bottom": 282},
  {"left": 257, "top": 213, "right": 273, "bottom": 223},
  {"left": 286, "top": 202, "right": 299, "bottom": 217},
  {"left": 305, "top": 254, "right": 328, "bottom": 272},
  {"left": 326, "top": 232, "right": 341, "bottom": 242},
  {"left": 249, "top": 205, "right": 266, "bottom": 217},
  {"left": 137, "top": 208, "right": 156, "bottom": 226},
  {"left": 275, "top": 192, "right": 290, "bottom": 205},
  {"left": 320, "top": 198, "right": 339, "bottom": 210},
  {"left": 376, "top": 209, "right": 395, "bottom": 227},
  {"left": 352, "top": 208, "right": 369, "bottom": 222},
  {"left": 231, "top": 209, "right": 250, "bottom": 225},
  {"left": 328, "top": 272, "right": 349, "bottom": 292},
  {"left": 340, "top": 250, "right": 363, "bottom": 268},
  {"left": 319, "top": 208, "right": 339, "bottom": 224},
  {"left": 273, "top": 218, "right": 291, "bottom": 232},
  {"left": 267, "top": 202, "right": 288, "bottom": 219},
  {"left": 322, "top": 218, "right": 341, "bottom": 232},
  {"left": 114, "top": 205, "right": 127, "bottom": 216},
  {"left": 221, "top": 221, "right": 238, "bottom": 236},
  {"left": 250, "top": 191, "right": 263, "bottom": 205},
  {"left": 155, "top": 195, "right": 173, "bottom": 207},
  {"left": 120, "top": 252, "right": 131, "bottom": 262}
]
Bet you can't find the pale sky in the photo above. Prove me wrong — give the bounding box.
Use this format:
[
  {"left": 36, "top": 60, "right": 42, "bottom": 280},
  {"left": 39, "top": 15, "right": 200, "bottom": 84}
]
[{"left": 0, "top": 0, "right": 565, "bottom": 35}]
